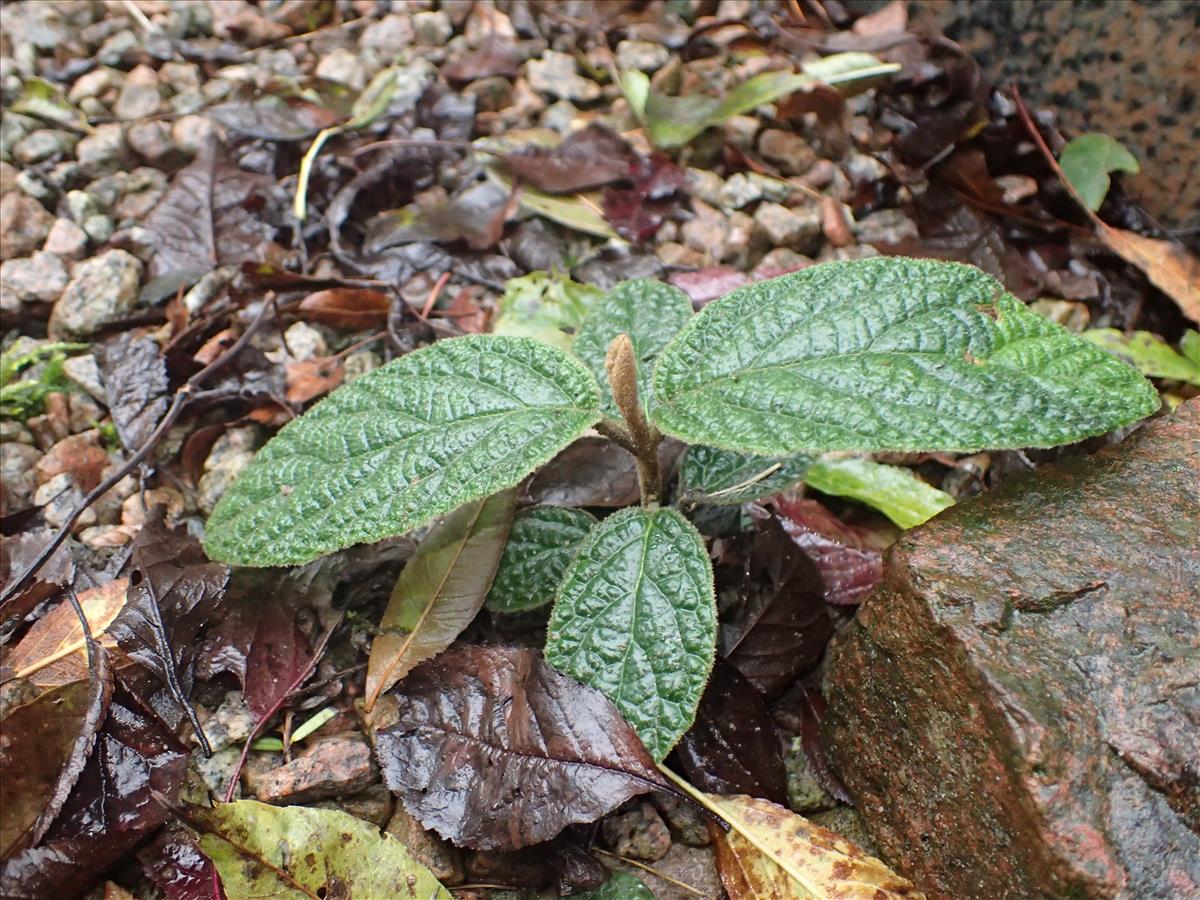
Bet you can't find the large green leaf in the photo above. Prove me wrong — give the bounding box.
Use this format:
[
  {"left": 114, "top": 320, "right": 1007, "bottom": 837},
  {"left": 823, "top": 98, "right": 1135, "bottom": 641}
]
[
  {"left": 1059, "top": 133, "right": 1139, "bottom": 211},
  {"left": 572, "top": 279, "right": 694, "bottom": 416},
  {"left": 192, "top": 800, "right": 451, "bottom": 899},
  {"left": 804, "top": 457, "right": 954, "bottom": 529},
  {"left": 204, "top": 335, "right": 601, "bottom": 567},
  {"left": 365, "top": 490, "right": 516, "bottom": 708},
  {"left": 545, "top": 507, "right": 716, "bottom": 760},
  {"left": 485, "top": 505, "right": 596, "bottom": 614},
  {"left": 678, "top": 445, "right": 813, "bottom": 506},
  {"left": 650, "top": 258, "right": 1158, "bottom": 455}
]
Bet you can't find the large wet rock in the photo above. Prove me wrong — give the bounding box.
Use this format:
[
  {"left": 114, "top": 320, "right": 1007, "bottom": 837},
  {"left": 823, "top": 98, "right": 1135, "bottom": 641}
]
[{"left": 825, "top": 400, "right": 1199, "bottom": 900}]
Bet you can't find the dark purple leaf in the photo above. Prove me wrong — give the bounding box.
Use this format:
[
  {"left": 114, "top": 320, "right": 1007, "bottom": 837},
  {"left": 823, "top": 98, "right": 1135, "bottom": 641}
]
[
  {"left": 776, "top": 685, "right": 852, "bottom": 804},
  {"left": 720, "top": 516, "right": 832, "bottom": 696},
  {"left": 374, "top": 646, "right": 676, "bottom": 851},
  {"left": 770, "top": 498, "right": 884, "bottom": 606},
  {"left": 97, "top": 332, "right": 170, "bottom": 452},
  {"left": 0, "top": 680, "right": 189, "bottom": 897},
  {"left": 242, "top": 600, "right": 314, "bottom": 721},
  {"left": 675, "top": 658, "right": 788, "bottom": 805},
  {"left": 502, "top": 219, "right": 567, "bottom": 273},
  {"left": 141, "top": 829, "right": 227, "bottom": 900},
  {"left": 142, "top": 137, "right": 274, "bottom": 299},
  {"left": 602, "top": 153, "right": 688, "bottom": 242},
  {"left": 501, "top": 124, "right": 637, "bottom": 194}
]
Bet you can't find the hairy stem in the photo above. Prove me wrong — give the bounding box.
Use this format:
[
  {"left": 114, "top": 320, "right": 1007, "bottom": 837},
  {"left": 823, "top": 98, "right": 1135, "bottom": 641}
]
[{"left": 605, "top": 334, "right": 662, "bottom": 506}]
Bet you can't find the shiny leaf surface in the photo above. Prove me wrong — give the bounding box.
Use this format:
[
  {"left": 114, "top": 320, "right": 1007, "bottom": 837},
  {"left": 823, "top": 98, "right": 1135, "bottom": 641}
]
[
  {"left": 485, "top": 505, "right": 596, "bottom": 614},
  {"left": 204, "top": 336, "right": 601, "bottom": 567},
  {"left": 545, "top": 507, "right": 716, "bottom": 760},
  {"left": 803, "top": 457, "right": 954, "bottom": 529},
  {"left": 678, "top": 446, "right": 813, "bottom": 506}
]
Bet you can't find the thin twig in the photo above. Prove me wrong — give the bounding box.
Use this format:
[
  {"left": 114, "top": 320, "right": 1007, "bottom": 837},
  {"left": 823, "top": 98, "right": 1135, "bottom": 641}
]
[
  {"left": 420, "top": 271, "right": 452, "bottom": 320},
  {"left": 592, "top": 848, "right": 706, "bottom": 897}
]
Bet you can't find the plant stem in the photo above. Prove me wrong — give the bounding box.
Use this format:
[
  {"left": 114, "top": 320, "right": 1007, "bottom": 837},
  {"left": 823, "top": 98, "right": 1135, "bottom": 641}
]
[{"left": 604, "top": 334, "right": 663, "bottom": 507}]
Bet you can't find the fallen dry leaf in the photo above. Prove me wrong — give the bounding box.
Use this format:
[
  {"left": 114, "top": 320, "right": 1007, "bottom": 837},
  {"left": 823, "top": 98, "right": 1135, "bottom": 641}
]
[
  {"left": 297, "top": 288, "right": 391, "bottom": 330},
  {"left": 285, "top": 356, "right": 344, "bottom": 405},
  {"left": 1098, "top": 225, "right": 1200, "bottom": 323},
  {"left": 6, "top": 579, "right": 129, "bottom": 686}
]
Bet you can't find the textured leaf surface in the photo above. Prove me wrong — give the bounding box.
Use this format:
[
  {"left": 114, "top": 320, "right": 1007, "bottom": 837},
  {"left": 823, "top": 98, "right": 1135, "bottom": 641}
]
[
  {"left": 678, "top": 446, "right": 813, "bottom": 506},
  {"left": 374, "top": 646, "right": 673, "bottom": 850},
  {"left": 545, "top": 507, "right": 716, "bottom": 760},
  {"left": 706, "top": 794, "right": 925, "bottom": 899},
  {"left": 804, "top": 457, "right": 954, "bottom": 529},
  {"left": 365, "top": 490, "right": 516, "bottom": 707},
  {"left": 191, "top": 801, "right": 450, "bottom": 899},
  {"left": 204, "top": 336, "right": 601, "bottom": 566},
  {"left": 1058, "top": 133, "right": 1139, "bottom": 211},
  {"left": 486, "top": 505, "right": 596, "bottom": 614},
  {"left": 651, "top": 258, "right": 1158, "bottom": 454},
  {"left": 572, "top": 279, "right": 694, "bottom": 415}
]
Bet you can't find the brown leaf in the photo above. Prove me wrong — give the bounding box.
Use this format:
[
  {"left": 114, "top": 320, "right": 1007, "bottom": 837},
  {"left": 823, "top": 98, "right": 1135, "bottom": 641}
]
[
  {"left": 441, "top": 31, "right": 522, "bottom": 84},
  {"left": 374, "top": 646, "right": 675, "bottom": 850},
  {"left": 709, "top": 794, "right": 924, "bottom": 899},
  {"left": 364, "top": 491, "right": 516, "bottom": 709},
  {"left": 502, "top": 124, "right": 637, "bottom": 194},
  {"left": 297, "top": 288, "right": 391, "bottom": 330},
  {"left": 97, "top": 332, "right": 170, "bottom": 453},
  {"left": 285, "top": 356, "right": 344, "bottom": 405},
  {"left": 522, "top": 437, "right": 683, "bottom": 508},
  {"left": 770, "top": 499, "right": 884, "bottom": 606},
  {"left": 1098, "top": 226, "right": 1200, "bottom": 323},
  {"left": 5, "top": 579, "right": 128, "bottom": 686}
]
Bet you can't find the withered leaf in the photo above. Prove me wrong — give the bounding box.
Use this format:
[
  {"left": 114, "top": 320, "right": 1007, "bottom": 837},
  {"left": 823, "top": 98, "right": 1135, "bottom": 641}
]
[
  {"left": 5, "top": 579, "right": 128, "bottom": 686},
  {"left": 98, "top": 332, "right": 170, "bottom": 452},
  {"left": 241, "top": 598, "right": 314, "bottom": 722},
  {"left": 374, "top": 646, "right": 675, "bottom": 851},
  {"left": 365, "top": 491, "right": 515, "bottom": 709},
  {"left": 0, "top": 651, "right": 112, "bottom": 858},
  {"left": 675, "top": 658, "right": 788, "bottom": 805},
  {"left": 441, "top": 31, "right": 522, "bottom": 83},
  {"left": 720, "top": 516, "right": 832, "bottom": 696},
  {"left": 1098, "top": 225, "right": 1200, "bottom": 323},
  {"left": 603, "top": 152, "right": 688, "bottom": 242},
  {"left": 209, "top": 97, "right": 340, "bottom": 141},
  {"left": 0, "top": 681, "right": 189, "bottom": 898},
  {"left": 770, "top": 499, "right": 885, "bottom": 607},
  {"left": 297, "top": 288, "right": 391, "bottom": 330},
  {"left": 285, "top": 356, "right": 344, "bottom": 405},
  {"left": 142, "top": 137, "right": 273, "bottom": 299},
  {"left": 501, "top": 124, "right": 637, "bottom": 194}
]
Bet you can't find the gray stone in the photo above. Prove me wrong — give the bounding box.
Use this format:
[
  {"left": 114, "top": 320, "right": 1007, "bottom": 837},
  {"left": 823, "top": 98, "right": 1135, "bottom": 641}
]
[
  {"left": 758, "top": 128, "right": 817, "bottom": 175},
  {"left": 68, "top": 66, "right": 124, "bottom": 103},
  {"left": 82, "top": 214, "right": 114, "bottom": 244},
  {"left": 315, "top": 47, "right": 366, "bottom": 91},
  {"left": 602, "top": 801, "right": 672, "bottom": 862},
  {"left": 158, "top": 61, "right": 201, "bottom": 95},
  {"left": 616, "top": 39, "right": 671, "bottom": 72},
  {"left": 753, "top": 201, "right": 823, "bottom": 254},
  {"left": 652, "top": 794, "right": 710, "bottom": 847},
  {"left": 825, "top": 401, "right": 1200, "bottom": 900},
  {"left": 343, "top": 350, "right": 381, "bottom": 383},
  {"left": 126, "top": 120, "right": 175, "bottom": 164},
  {"left": 170, "top": 114, "right": 216, "bottom": 157},
  {"left": 539, "top": 100, "right": 579, "bottom": 134},
  {"left": 854, "top": 209, "right": 919, "bottom": 246},
  {"left": 97, "top": 29, "right": 139, "bottom": 66},
  {"left": 687, "top": 167, "right": 725, "bottom": 207},
  {"left": 48, "top": 248, "right": 143, "bottom": 340},
  {"left": 199, "top": 692, "right": 256, "bottom": 754},
  {"left": 386, "top": 807, "right": 464, "bottom": 886},
  {"left": 681, "top": 200, "right": 730, "bottom": 262},
  {"left": 114, "top": 64, "right": 162, "bottom": 119},
  {"left": 0, "top": 192, "right": 53, "bottom": 260},
  {"left": 784, "top": 735, "right": 838, "bottom": 814},
  {"left": 75, "top": 123, "right": 128, "bottom": 175},
  {"left": 526, "top": 50, "right": 601, "bottom": 102},
  {"left": 197, "top": 427, "right": 261, "bottom": 515},
  {"left": 720, "top": 171, "right": 792, "bottom": 209},
  {"left": 0, "top": 251, "right": 68, "bottom": 303},
  {"left": 315, "top": 784, "right": 394, "bottom": 829},
  {"left": 721, "top": 114, "right": 760, "bottom": 149},
  {"left": 361, "top": 14, "right": 415, "bottom": 54},
  {"left": 43, "top": 217, "right": 89, "bottom": 258},
  {"left": 413, "top": 10, "right": 453, "bottom": 45},
  {"left": 0, "top": 442, "right": 42, "bottom": 508},
  {"left": 844, "top": 150, "right": 890, "bottom": 186},
  {"left": 66, "top": 189, "right": 104, "bottom": 222},
  {"left": 0, "top": 420, "right": 34, "bottom": 445},
  {"left": 34, "top": 472, "right": 95, "bottom": 530},
  {"left": 12, "top": 129, "right": 77, "bottom": 165}
]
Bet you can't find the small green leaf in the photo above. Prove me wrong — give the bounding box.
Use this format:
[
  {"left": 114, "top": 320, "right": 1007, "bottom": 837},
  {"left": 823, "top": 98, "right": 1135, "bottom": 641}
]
[
  {"left": 572, "top": 279, "right": 694, "bottom": 416},
  {"left": 492, "top": 271, "right": 603, "bottom": 350},
  {"left": 1083, "top": 328, "right": 1200, "bottom": 386},
  {"left": 804, "top": 457, "right": 954, "bottom": 529},
  {"left": 578, "top": 871, "right": 656, "bottom": 899},
  {"left": 12, "top": 77, "right": 91, "bottom": 132},
  {"left": 365, "top": 490, "right": 516, "bottom": 707},
  {"left": 651, "top": 258, "right": 1158, "bottom": 455},
  {"left": 486, "top": 506, "right": 597, "bottom": 614},
  {"left": 1059, "top": 133, "right": 1139, "bottom": 211},
  {"left": 622, "top": 53, "right": 899, "bottom": 149},
  {"left": 546, "top": 507, "right": 716, "bottom": 760},
  {"left": 678, "top": 445, "right": 813, "bottom": 506},
  {"left": 204, "top": 335, "right": 601, "bottom": 567},
  {"left": 193, "top": 800, "right": 451, "bottom": 899},
  {"left": 347, "top": 66, "right": 401, "bottom": 128}
]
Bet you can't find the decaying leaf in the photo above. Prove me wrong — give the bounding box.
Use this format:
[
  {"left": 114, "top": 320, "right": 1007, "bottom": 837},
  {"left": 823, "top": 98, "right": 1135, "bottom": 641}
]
[
  {"left": 707, "top": 794, "right": 925, "bottom": 899},
  {"left": 97, "top": 332, "right": 170, "bottom": 453},
  {"left": 500, "top": 123, "right": 637, "bottom": 194},
  {"left": 140, "top": 829, "right": 226, "bottom": 900},
  {"left": 1096, "top": 225, "right": 1200, "bottom": 324},
  {"left": 297, "top": 288, "right": 391, "bottom": 330},
  {"left": 770, "top": 499, "right": 888, "bottom": 606},
  {"left": 188, "top": 801, "right": 450, "bottom": 899},
  {"left": 1083, "top": 328, "right": 1200, "bottom": 386},
  {"left": 6, "top": 579, "right": 128, "bottom": 685},
  {"left": 374, "top": 646, "right": 676, "bottom": 850},
  {"left": 364, "top": 491, "right": 516, "bottom": 709}
]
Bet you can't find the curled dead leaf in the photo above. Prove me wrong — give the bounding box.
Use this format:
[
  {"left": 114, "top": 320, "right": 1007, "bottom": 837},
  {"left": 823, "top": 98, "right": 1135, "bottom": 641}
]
[
  {"left": 5, "top": 580, "right": 129, "bottom": 686},
  {"left": 1098, "top": 225, "right": 1200, "bottom": 323}
]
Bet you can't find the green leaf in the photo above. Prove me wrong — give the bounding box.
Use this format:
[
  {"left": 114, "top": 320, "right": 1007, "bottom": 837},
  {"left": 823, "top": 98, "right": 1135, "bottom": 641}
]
[
  {"left": 1083, "top": 328, "right": 1200, "bottom": 386},
  {"left": 578, "top": 871, "right": 656, "bottom": 899},
  {"left": 677, "top": 445, "right": 813, "bottom": 506},
  {"left": 622, "top": 53, "right": 899, "bottom": 149},
  {"left": 1059, "top": 133, "right": 1139, "bottom": 211},
  {"left": 545, "top": 507, "right": 716, "bottom": 760},
  {"left": 650, "top": 258, "right": 1159, "bottom": 455},
  {"left": 12, "top": 77, "right": 91, "bottom": 132},
  {"left": 486, "top": 506, "right": 596, "bottom": 614},
  {"left": 492, "top": 271, "right": 604, "bottom": 350},
  {"left": 365, "top": 490, "right": 516, "bottom": 707},
  {"left": 347, "top": 66, "right": 401, "bottom": 128},
  {"left": 804, "top": 457, "right": 954, "bottom": 529},
  {"left": 572, "top": 279, "right": 694, "bottom": 416},
  {"left": 192, "top": 800, "right": 451, "bottom": 899},
  {"left": 204, "top": 335, "right": 601, "bottom": 567}
]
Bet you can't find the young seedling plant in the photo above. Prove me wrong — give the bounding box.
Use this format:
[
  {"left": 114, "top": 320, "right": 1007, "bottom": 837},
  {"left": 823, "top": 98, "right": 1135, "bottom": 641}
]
[{"left": 204, "top": 256, "right": 1156, "bottom": 770}]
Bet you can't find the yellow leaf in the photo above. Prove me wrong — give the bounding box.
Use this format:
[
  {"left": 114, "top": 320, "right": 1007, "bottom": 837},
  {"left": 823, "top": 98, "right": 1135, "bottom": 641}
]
[
  {"left": 6, "top": 579, "right": 128, "bottom": 686},
  {"left": 1098, "top": 225, "right": 1200, "bottom": 324}
]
